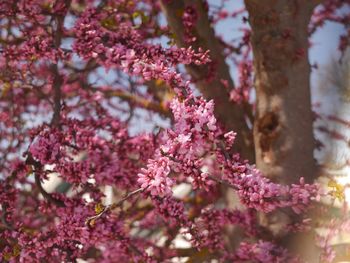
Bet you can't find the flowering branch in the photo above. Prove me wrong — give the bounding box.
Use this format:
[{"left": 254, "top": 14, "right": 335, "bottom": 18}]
[{"left": 160, "top": 0, "right": 255, "bottom": 161}]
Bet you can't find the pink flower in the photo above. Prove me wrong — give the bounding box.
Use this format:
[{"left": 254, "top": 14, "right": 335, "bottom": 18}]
[{"left": 137, "top": 157, "right": 173, "bottom": 196}]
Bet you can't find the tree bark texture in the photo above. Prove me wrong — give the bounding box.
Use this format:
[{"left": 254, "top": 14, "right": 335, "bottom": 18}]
[
  {"left": 245, "top": 1, "right": 322, "bottom": 261},
  {"left": 245, "top": 0, "right": 319, "bottom": 184}
]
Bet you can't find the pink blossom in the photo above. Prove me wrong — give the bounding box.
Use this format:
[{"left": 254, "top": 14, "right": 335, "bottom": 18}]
[{"left": 137, "top": 157, "right": 174, "bottom": 196}]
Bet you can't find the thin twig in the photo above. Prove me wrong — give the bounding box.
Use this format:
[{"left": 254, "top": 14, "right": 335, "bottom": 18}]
[{"left": 85, "top": 188, "right": 144, "bottom": 226}]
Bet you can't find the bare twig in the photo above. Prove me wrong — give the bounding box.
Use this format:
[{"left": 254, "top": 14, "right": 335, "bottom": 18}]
[
  {"left": 85, "top": 188, "right": 144, "bottom": 226},
  {"left": 101, "top": 90, "right": 171, "bottom": 117}
]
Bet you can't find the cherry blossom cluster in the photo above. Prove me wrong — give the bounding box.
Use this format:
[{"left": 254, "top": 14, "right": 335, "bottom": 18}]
[
  {"left": 29, "top": 117, "right": 154, "bottom": 186},
  {"left": 225, "top": 166, "right": 319, "bottom": 214},
  {"left": 0, "top": 0, "right": 347, "bottom": 262},
  {"left": 138, "top": 95, "right": 319, "bottom": 214},
  {"left": 73, "top": 6, "right": 210, "bottom": 84}
]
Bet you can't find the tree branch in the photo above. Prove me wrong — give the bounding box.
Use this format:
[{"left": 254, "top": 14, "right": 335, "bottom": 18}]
[
  {"left": 50, "top": 0, "right": 71, "bottom": 127},
  {"left": 50, "top": 64, "right": 63, "bottom": 127},
  {"left": 25, "top": 153, "right": 65, "bottom": 207},
  {"left": 101, "top": 89, "right": 171, "bottom": 117},
  {"left": 34, "top": 173, "right": 65, "bottom": 207},
  {"left": 160, "top": 0, "right": 255, "bottom": 162},
  {"left": 85, "top": 188, "right": 144, "bottom": 226}
]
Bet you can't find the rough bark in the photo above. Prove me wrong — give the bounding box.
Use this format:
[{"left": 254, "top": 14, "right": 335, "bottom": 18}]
[
  {"left": 160, "top": 0, "right": 255, "bottom": 162},
  {"left": 245, "top": 0, "right": 319, "bottom": 184},
  {"left": 245, "top": 1, "right": 321, "bottom": 261}
]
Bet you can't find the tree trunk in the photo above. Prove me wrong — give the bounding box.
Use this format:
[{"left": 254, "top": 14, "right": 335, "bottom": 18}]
[
  {"left": 245, "top": 0, "right": 318, "bottom": 184},
  {"left": 245, "top": 1, "right": 321, "bottom": 261}
]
